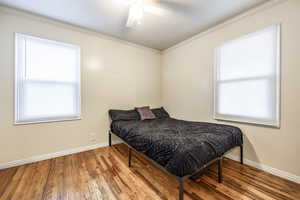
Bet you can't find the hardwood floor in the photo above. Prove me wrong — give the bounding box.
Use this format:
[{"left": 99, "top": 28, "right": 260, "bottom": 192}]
[{"left": 0, "top": 144, "right": 299, "bottom": 200}]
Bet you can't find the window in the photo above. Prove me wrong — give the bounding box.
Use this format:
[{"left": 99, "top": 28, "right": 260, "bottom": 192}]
[
  {"left": 214, "top": 25, "right": 280, "bottom": 127},
  {"left": 15, "top": 33, "right": 81, "bottom": 124}
]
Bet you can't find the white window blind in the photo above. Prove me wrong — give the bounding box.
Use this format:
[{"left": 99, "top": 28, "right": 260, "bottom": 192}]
[
  {"left": 214, "top": 25, "right": 280, "bottom": 127},
  {"left": 15, "top": 33, "right": 81, "bottom": 124}
]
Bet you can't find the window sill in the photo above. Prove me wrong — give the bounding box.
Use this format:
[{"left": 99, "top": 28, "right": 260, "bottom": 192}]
[
  {"left": 14, "top": 117, "right": 82, "bottom": 125},
  {"left": 214, "top": 116, "right": 280, "bottom": 129}
]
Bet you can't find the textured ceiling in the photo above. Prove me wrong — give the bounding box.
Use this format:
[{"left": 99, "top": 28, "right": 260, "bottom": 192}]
[{"left": 0, "top": 0, "right": 269, "bottom": 50}]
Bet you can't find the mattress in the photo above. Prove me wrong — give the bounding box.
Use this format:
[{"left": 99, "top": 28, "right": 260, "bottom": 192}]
[{"left": 111, "top": 117, "right": 243, "bottom": 177}]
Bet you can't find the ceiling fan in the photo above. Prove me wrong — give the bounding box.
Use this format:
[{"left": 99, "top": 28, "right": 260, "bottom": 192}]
[
  {"left": 124, "top": 0, "right": 196, "bottom": 28},
  {"left": 126, "top": 0, "right": 145, "bottom": 27}
]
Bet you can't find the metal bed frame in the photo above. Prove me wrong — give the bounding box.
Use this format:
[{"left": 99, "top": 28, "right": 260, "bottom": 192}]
[{"left": 108, "top": 129, "right": 243, "bottom": 200}]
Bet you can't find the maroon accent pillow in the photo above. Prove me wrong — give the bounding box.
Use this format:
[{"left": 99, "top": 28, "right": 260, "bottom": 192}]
[{"left": 135, "top": 106, "right": 156, "bottom": 120}]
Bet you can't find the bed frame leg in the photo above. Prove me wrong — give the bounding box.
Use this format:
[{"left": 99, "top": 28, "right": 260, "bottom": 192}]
[
  {"left": 240, "top": 145, "right": 243, "bottom": 165},
  {"left": 218, "top": 158, "right": 223, "bottom": 183},
  {"left": 109, "top": 131, "right": 112, "bottom": 147},
  {"left": 178, "top": 178, "right": 184, "bottom": 200},
  {"left": 128, "top": 147, "right": 132, "bottom": 167}
]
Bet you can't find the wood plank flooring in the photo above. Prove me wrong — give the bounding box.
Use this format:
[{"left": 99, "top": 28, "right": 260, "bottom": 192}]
[{"left": 0, "top": 144, "right": 299, "bottom": 200}]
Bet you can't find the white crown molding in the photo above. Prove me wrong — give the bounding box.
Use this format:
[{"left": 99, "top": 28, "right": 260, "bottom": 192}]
[
  {"left": 0, "top": 140, "right": 121, "bottom": 170},
  {"left": 0, "top": 5, "right": 161, "bottom": 54},
  {"left": 163, "top": 0, "right": 288, "bottom": 54},
  {"left": 225, "top": 153, "right": 300, "bottom": 184}
]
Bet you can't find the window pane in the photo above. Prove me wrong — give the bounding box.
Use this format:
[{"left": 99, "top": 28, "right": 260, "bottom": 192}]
[
  {"left": 26, "top": 38, "right": 78, "bottom": 82},
  {"left": 215, "top": 25, "right": 280, "bottom": 127},
  {"left": 15, "top": 33, "right": 81, "bottom": 124},
  {"left": 218, "top": 26, "right": 278, "bottom": 81},
  {"left": 22, "top": 81, "right": 78, "bottom": 119},
  {"left": 217, "top": 79, "right": 276, "bottom": 120}
]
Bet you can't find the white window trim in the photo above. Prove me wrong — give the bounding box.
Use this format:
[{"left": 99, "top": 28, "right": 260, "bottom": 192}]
[
  {"left": 213, "top": 25, "right": 281, "bottom": 128},
  {"left": 14, "top": 33, "right": 82, "bottom": 125}
]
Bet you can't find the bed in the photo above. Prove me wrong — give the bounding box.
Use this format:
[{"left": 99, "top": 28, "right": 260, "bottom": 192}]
[{"left": 108, "top": 108, "right": 243, "bottom": 200}]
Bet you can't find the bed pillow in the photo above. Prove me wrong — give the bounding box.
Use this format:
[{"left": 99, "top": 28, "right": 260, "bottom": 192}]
[
  {"left": 135, "top": 106, "right": 156, "bottom": 120},
  {"left": 151, "top": 107, "right": 170, "bottom": 118},
  {"left": 109, "top": 109, "right": 140, "bottom": 121}
]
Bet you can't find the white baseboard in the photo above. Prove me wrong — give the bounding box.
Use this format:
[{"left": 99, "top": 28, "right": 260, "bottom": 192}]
[
  {"left": 1, "top": 143, "right": 299, "bottom": 185},
  {"left": 0, "top": 140, "right": 121, "bottom": 170},
  {"left": 225, "top": 154, "right": 300, "bottom": 184}
]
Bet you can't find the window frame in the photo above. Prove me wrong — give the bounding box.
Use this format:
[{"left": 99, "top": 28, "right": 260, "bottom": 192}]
[
  {"left": 14, "top": 33, "right": 81, "bottom": 125},
  {"left": 213, "top": 25, "right": 281, "bottom": 128}
]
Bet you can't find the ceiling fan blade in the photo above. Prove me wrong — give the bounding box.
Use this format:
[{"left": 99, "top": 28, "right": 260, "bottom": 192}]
[{"left": 156, "top": 0, "right": 199, "bottom": 15}]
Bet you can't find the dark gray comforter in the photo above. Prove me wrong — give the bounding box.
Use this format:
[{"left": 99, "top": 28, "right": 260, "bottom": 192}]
[{"left": 111, "top": 118, "right": 243, "bottom": 177}]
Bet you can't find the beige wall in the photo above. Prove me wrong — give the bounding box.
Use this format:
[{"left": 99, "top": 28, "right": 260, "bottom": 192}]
[
  {"left": 1, "top": 0, "right": 299, "bottom": 180},
  {"left": 162, "top": 0, "right": 300, "bottom": 177},
  {"left": 0, "top": 8, "right": 161, "bottom": 164}
]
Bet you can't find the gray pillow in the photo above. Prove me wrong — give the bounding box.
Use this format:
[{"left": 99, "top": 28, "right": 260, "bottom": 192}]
[
  {"left": 151, "top": 107, "right": 170, "bottom": 118},
  {"left": 109, "top": 109, "right": 139, "bottom": 121}
]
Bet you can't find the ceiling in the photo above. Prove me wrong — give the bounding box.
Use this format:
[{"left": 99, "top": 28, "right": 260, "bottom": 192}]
[{"left": 0, "top": 0, "right": 269, "bottom": 50}]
